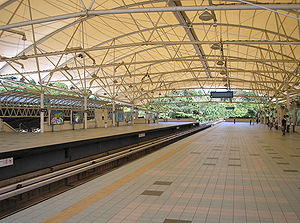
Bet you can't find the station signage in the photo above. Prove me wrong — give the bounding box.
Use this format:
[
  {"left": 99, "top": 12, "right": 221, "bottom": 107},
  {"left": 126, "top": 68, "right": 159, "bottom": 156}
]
[
  {"left": 225, "top": 107, "right": 235, "bottom": 110},
  {"left": 210, "top": 91, "right": 233, "bottom": 98},
  {"left": 0, "top": 157, "right": 13, "bottom": 168},
  {"left": 138, "top": 132, "right": 146, "bottom": 138}
]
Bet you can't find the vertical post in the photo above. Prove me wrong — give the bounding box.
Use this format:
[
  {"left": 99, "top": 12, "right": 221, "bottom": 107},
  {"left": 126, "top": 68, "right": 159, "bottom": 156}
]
[
  {"left": 293, "top": 106, "right": 297, "bottom": 131},
  {"left": 146, "top": 110, "right": 149, "bottom": 124},
  {"left": 263, "top": 104, "right": 266, "bottom": 125},
  {"left": 0, "top": 118, "right": 3, "bottom": 132},
  {"left": 112, "top": 101, "right": 116, "bottom": 126},
  {"left": 276, "top": 96, "right": 279, "bottom": 119},
  {"left": 84, "top": 94, "right": 88, "bottom": 129},
  {"left": 286, "top": 82, "right": 290, "bottom": 111},
  {"left": 40, "top": 91, "right": 44, "bottom": 133},
  {"left": 131, "top": 103, "right": 134, "bottom": 125}
]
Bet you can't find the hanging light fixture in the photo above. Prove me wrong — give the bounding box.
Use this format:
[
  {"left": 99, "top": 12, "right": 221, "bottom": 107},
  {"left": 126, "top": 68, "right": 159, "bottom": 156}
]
[
  {"left": 217, "top": 58, "right": 224, "bottom": 66},
  {"left": 199, "top": 9, "right": 213, "bottom": 21},
  {"left": 220, "top": 70, "right": 227, "bottom": 75}
]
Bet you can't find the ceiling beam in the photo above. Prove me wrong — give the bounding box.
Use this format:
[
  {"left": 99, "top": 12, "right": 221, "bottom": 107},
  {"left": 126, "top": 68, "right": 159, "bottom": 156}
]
[
  {"left": 2, "top": 41, "right": 299, "bottom": 62},
  {"left": 1, "top": 4, "right": 300, "bottom": 30},
  {"left": 168, "top": 0, "right": 211, "bottom": 77}
]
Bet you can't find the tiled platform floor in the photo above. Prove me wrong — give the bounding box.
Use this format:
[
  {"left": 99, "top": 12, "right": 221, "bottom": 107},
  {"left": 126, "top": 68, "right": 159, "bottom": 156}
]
[
  {"left": 0, "top": 122, "right": 192, "bottom": 153},
  {"left": 1, "top": 122, "right": 300, "bottom": 223}
]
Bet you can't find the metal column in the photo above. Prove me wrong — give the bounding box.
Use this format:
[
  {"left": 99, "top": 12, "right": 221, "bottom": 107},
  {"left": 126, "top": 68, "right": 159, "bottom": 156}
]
[
  {"left": 84, "top": 95, "right": 88, "bottom": 129},
  {"left": 40, "top": 91, "right": 45, "bottom": 133},
  {"left": 112, "top": 101, "right": 116, "bottom": 126},
  {"left": 263, "top": 104, "right": 266, "bottom": 125},
  {"left": 276, "top": 96, "right": 279, "bottom": 119},
  {"left": 131, "top": 104, "right": 134, "bottom": 125}
]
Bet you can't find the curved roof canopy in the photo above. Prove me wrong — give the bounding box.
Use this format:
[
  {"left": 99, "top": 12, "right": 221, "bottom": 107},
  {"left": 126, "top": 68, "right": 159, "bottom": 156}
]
[{"left": 0, "top": 0, "right": 299, "bottom": 107}]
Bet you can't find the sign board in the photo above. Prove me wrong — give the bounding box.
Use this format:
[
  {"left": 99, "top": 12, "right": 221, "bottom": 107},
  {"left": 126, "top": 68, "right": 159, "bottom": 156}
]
[
  {"left": 296, "top": 96, "right": 300, "bottom": 100},
  {"left": 210, "top": 91, "right": 233, "bottom": 98},
  {"left": 226, "top": 106, "right": 235, "bottom": 110},
  {"left": 44, "top": 99, "right": 50, "bottom": 104},
  {"left": 40, "top": 108, "right": 47, "bottom": 112},
  {"left": 0, "top": 157, "right": 13, "bottom": 168},
  {"left": 138, "top": 133, "right": 146, "bottom": 138},
  {"left": 50, "top": 110, "right": 64, "bottom": 125},
  {"left": 72, "top": 111, "right": 83, "bottom": 124}
]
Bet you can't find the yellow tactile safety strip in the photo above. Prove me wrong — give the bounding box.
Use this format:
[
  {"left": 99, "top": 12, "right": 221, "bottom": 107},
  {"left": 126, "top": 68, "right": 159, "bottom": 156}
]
[{"left": 42, "top": 126, "right": 215, "bottom": 223}]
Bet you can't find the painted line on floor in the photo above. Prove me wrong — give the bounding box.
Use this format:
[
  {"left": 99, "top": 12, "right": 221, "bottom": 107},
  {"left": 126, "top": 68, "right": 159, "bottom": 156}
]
[{"left": 42, "top": 125, "right": 218, "bottom": 223}]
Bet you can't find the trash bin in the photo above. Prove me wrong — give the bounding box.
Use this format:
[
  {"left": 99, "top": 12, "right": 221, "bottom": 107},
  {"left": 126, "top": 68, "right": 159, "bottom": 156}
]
[{"left": 104, "top": 122, "right": 107, "bottom": 128}]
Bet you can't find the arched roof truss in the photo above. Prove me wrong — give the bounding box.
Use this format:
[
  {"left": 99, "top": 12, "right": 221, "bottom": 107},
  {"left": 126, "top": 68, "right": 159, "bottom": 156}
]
[{"left": 0, "top": 0, "right": 299, "bottom": 108}]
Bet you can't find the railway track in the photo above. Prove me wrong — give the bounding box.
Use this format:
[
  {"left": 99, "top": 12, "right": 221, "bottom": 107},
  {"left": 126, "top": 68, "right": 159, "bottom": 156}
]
[{"left": 0, "top": 122, "right": 213, "bottom": 218}]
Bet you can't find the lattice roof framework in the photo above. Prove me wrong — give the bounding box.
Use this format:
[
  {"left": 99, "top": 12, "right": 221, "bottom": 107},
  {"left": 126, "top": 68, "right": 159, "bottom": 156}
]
[{"left": 0, "top": 0, "right": 299, "bottom": 108}]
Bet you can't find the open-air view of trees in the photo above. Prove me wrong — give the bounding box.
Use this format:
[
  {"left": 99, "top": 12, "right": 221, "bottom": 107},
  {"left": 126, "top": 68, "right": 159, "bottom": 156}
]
[{"left": 149, "top": 89, "right": 259, "bottom": 122}]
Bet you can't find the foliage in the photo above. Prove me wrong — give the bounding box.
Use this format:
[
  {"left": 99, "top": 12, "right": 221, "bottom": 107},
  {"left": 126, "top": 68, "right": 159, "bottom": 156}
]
[{"left": 149, "top": 89, "right": 259, "bottom": 122}]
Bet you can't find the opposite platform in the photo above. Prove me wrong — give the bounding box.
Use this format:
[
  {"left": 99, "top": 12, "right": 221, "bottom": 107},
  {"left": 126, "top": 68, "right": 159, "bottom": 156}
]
[
  {"left": 0, "top": 122, "right": 193, "bottom": 153},
  {"left": 2, "top": 122, "right": 300, "bottom": 223}
]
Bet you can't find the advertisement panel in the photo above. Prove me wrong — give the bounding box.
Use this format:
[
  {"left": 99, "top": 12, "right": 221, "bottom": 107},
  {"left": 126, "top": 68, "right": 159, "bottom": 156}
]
[
  {"left": 50, "top": 110, "right": 64, "bottom": 125},
  {"left": 72, "top": 111, "right": 83, "bottom": 124}
]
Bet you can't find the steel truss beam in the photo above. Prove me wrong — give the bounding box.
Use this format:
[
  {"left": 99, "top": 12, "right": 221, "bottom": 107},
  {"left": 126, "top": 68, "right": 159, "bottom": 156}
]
[
  {"left": 151, "top": 94, "right": 264, "bottom": 99},
  {"left": 0, "top": 22, "right": 297, "bottom": 73},
  {"left": 1, "top": 57, "right": 298, "bottom": 78},
  {"left": 2, "top": 41, "right": 299, "bottom": 62},
  {"left": 149, "top": 100, "right": 264, "bottom": 105},
  {"left": 1, "top": 4, "right": 300, "bottom": 30},
  {"left": 169, "top": 0, "right": 211, "bottom": 77}
]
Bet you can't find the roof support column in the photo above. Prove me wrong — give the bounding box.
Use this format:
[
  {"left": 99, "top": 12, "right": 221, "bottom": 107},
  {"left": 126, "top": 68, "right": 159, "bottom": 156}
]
[
  {"left": 286, "top": 82, "right": 290, "bottom": 111},
  {"left": 131, "top": 103, "right": 134, "bottom": 125},
  {"left": 292, "top": 105, "right": 297, "bottom": 132},
  {"left": 263, "top": 104, "right": 266, "bottom": 125},
  {"left": 84, "top": 94, "right": 88, "bottom": 129},
  {"left": 0, "top": 118, "right": 3, "bottom": 132},
  {"left": 145, "top": 110, "right": 149, "bottom": 124},
  {"left": 276, "top": 93, "right": 279, "bottom": 119},
  {"left": 40, "top": 91, "right": 44, "bottom": 133},
  {"left": 112, "top": 101, "right": 116, "bottom": 127}
]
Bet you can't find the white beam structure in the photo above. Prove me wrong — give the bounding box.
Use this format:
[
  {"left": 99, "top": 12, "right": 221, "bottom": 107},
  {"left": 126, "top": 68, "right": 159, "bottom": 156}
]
[{"left": 1, "top": 4, "right": 300, "bottom": 30}]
